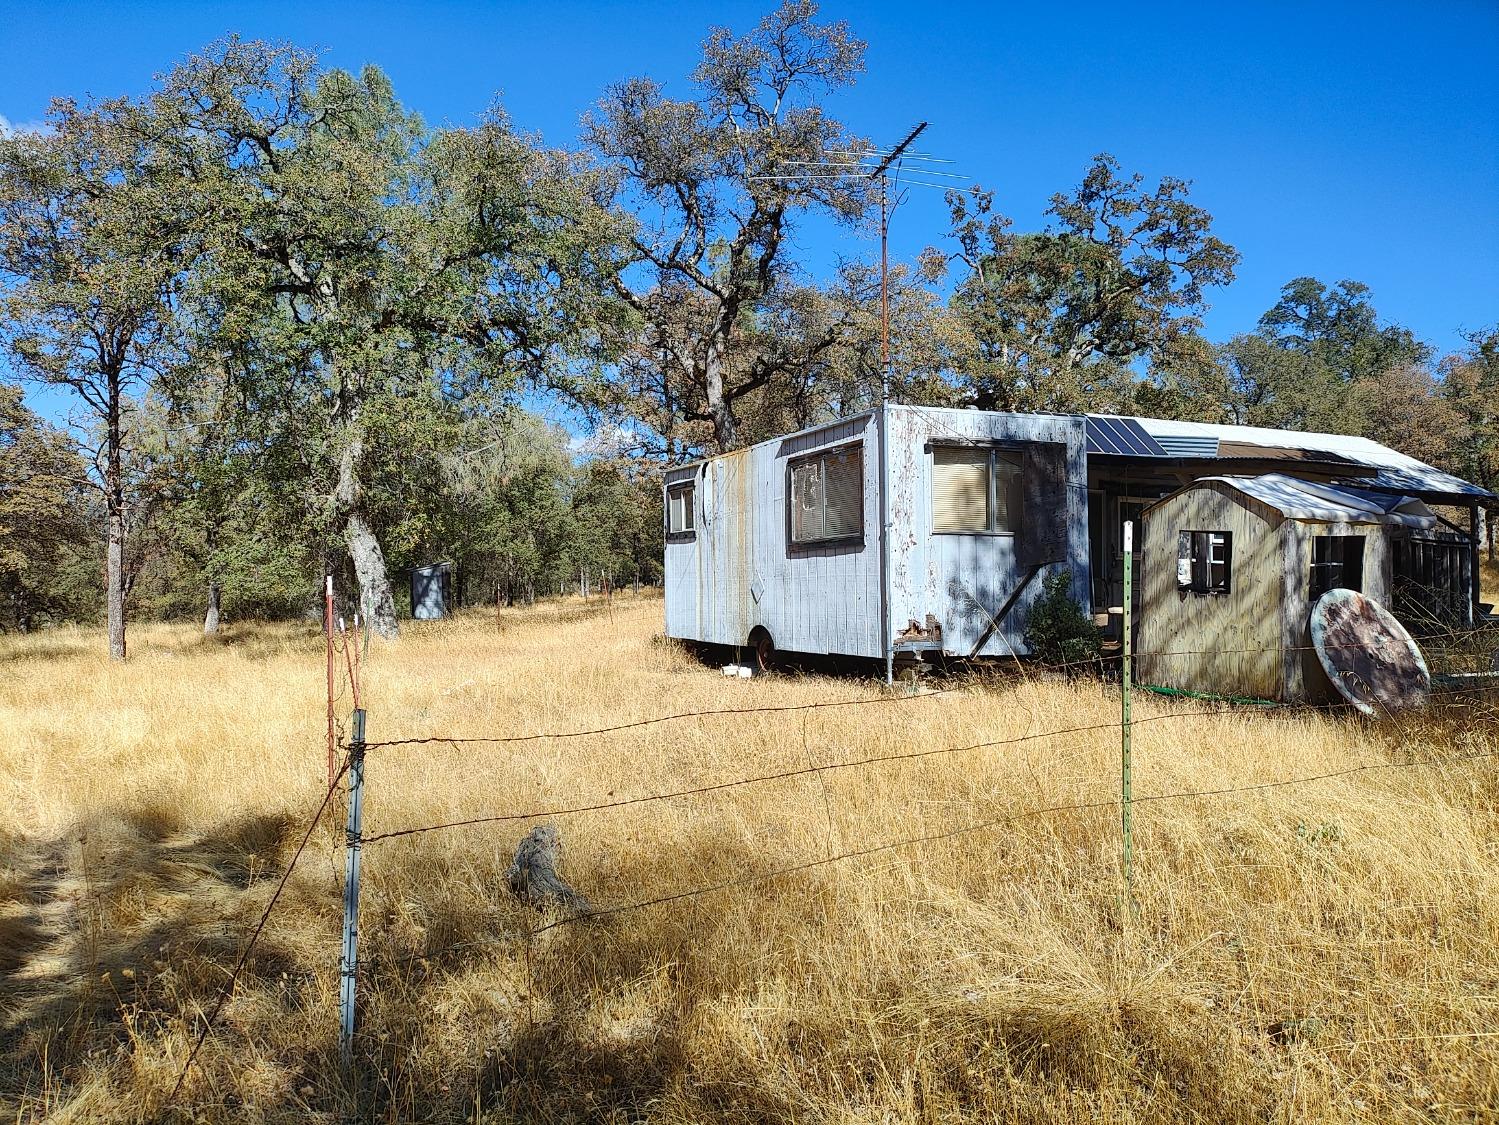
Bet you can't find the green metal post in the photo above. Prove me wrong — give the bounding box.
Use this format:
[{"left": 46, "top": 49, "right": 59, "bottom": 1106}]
[
  {"left": 1121, "top": 521, "right": 1134, "bottom": 915},
  {"left": 340, "top": 708, "right": 366, "bottom": 1072}
]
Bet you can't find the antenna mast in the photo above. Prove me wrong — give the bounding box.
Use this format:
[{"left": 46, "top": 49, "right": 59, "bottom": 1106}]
[
  {"left": 749, "top": 121, "right": 964, "bottom": 406},
  {"left": 866, "top": 122, "right": 928, "bottom": 401}
]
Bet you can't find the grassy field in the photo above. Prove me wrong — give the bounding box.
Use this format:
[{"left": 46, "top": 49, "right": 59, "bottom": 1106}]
[{"left": 2, "top": 593, "right": 1497, "bottom": 1123}]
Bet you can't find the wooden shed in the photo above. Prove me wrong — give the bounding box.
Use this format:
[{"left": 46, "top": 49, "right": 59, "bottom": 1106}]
[{"left": 1136, "top": 474, "right": 1441, "bottom": 702}]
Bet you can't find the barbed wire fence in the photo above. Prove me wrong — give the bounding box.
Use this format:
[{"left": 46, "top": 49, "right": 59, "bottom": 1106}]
[{"left": 158, "top": 573, "right": 1499, "bottom": 1110}]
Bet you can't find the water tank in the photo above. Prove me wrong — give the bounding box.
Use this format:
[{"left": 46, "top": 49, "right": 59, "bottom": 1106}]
[{"left": 410, "top": 562, "right": 453, "bottom": 620}]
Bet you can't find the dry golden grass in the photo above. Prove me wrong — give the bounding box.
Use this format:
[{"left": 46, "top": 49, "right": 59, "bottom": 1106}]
[{"left": 2, "top": 593, "right": 1498, "bottom": 1123}]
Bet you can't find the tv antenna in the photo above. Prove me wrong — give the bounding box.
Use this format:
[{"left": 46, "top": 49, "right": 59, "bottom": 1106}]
[{"left": 751, "top": 121, "right": 967, "bottom": 400}]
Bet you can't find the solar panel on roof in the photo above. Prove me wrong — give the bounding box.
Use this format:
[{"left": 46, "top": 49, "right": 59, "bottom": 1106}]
[{"left": 1085, "top": 416, "right": 1170, "bottom": 457}]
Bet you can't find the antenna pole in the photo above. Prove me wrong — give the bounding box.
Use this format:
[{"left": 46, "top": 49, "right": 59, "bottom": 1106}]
[
  {"left": 866, "top": 122, "right": 928, "bottom": 403},
  {"left": 880, "top": 173, "right": 890, "bottom": 401}
]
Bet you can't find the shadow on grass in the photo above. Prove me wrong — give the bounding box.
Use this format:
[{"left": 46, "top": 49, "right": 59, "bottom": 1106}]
[
  {"left": 0, "top": 635, "right": 97, "bottom": 664},
  {"left": 0, "top": 806, "right": 312, "bottom": 1110}
]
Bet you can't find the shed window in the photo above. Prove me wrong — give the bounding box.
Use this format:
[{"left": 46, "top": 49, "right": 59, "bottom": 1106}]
[
  {"left": 667, "top": 482, "right": 695, "bottom": 536},
  {"left": 790, "top": 445, "right": 863, "bottom": 544},
  {"left": 1176, "top": 530, "right": 1231, "bottom": 594},
  {"left": 932, "top": 447, "right": 1022, "bottom": 534},
  {"left": 1309, "top": 535, "right": 1364, "bottom": 601}
]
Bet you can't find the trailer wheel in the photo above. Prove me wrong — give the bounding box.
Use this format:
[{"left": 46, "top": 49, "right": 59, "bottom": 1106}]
[{"left": 748, "top": 627, "right": 776, "bottom": 674}]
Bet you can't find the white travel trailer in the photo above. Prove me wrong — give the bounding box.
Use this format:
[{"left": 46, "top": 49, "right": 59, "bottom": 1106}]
[{"left": 662, "top": 405, "right": 1089, "bottom": 675}]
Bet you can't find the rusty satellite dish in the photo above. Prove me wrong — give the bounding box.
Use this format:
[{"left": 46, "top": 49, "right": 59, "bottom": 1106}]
[{"left": 1309, "top": 589, "right": 1430, "bottom": 716}]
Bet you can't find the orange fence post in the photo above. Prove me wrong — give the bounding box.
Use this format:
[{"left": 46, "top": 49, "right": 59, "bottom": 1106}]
[{"left": 325, "top": 575, "right": 336, "bottom": 787}]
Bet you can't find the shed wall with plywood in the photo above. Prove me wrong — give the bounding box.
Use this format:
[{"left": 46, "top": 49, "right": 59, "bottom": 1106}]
[{"left": 1137, "top": 484, "right": 1287, "bottom": 699}]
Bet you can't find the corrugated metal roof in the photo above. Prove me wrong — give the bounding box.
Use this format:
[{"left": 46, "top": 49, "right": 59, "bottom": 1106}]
[
  {"left": 1087, "top": 414, "right": 1495, "bottom": 501},
  {"left": 1154, "top": 433, "right": 1220, "bottom": 458},
  {"left": 1192, "top": 474, "right": 1438, "bottom": 529}
]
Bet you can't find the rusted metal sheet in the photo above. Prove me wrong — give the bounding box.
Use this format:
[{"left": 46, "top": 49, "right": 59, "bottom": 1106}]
[{"left": 1310, "top": 589, "right": 1431, "bottom": 715}]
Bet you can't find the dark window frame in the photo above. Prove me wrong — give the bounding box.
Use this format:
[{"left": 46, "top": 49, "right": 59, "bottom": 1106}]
[
  {"left": 665, "top": 479, "right": 696, "bottom": 541},
  {"left": 1176, "top": 529, "right": 1232, "bottom": 595},
  {"left": 1309, "top": 534, "right": 1365, "bottom": 601},
  {"left": 786, "top": 441, "right": 865, "bottom": 548}
]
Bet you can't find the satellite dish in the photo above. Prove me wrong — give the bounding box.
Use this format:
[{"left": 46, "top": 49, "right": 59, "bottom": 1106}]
[{"left": 1309, "top": 589, "right": 1430, "bottom": 716}]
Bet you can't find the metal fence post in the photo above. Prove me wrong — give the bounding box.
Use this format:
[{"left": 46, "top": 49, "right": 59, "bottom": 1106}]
[
  {"left": 340, "top": 708, "right": 366, "bottom": 1071},
  {"left": 1120, "top": 522, "right": 1135, "bottom": 917}
]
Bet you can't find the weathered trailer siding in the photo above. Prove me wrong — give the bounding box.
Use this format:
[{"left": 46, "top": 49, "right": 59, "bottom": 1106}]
[
  {"left": 884, "top": 406, "right": 1090, "bottom": 657},
  {"left": 1137, "top": 485, "right": 1286, "bottom": 699},
  {"left": 663, "top": 414, "right": 884, "bottom": 658}
]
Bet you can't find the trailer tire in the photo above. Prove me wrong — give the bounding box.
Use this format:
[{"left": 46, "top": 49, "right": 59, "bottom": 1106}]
[{"left": 748, "top": 627, "right": 777, "bottom": 674}]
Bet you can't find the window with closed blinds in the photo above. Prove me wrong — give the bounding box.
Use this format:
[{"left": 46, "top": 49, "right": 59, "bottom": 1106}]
[
  {"left": 789, "top": 445, "right": 863, "bottom": 544},
  {"left": 932, "top": 447, "right": 1022, "bottom": 534},
  {"left": 933, "top": 447, "right": 989, "bottom": 531}
]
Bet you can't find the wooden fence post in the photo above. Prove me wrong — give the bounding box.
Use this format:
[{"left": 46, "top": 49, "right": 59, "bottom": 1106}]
[{"left": 324, "top": 577, "right": 336, "bottom": 787}]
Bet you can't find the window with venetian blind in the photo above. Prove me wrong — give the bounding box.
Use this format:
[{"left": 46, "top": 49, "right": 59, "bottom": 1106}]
[
  {"left": 931, "top": 446, "right": 1022, "bottom": 533},
  {"left": 789, "top": 445, "right": 863, "bottom": 544}
]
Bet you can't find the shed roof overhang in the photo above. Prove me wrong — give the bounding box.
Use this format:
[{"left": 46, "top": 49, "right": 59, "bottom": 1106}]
[{"left": 1086, "top": 414, "right": 1498, "bottom": 509}]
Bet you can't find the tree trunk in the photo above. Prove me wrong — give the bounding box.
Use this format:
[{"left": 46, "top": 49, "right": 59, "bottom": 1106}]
[
  {"left": 332, "top": 401, "right": 398, "bottom": 639},
  {"left": 703, "top": 336, "right": 737, "bottom": 451},
  {"left": 345, "top": 510, "right": 397, "bottom": 638},
  {"left": 105, "top": 371, "right": 126, "bottom": 662},
  {"left": 203, "top": 584, "right": 222, "bottom": 635}
]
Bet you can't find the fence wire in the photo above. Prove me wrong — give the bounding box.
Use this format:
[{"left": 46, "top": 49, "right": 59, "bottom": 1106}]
[{"left": 160, "top": 624, "right": 1499, "bottom": 1102}]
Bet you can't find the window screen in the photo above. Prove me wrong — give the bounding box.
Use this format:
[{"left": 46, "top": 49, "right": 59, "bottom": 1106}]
[
  {"left": 667, "top": 482, "right": 695, "bottom": 536},
  {"left": 1176, "top": 530, "right": 1231, "bottom": 594},
  {"left": 790, "top": 445, "right": 863, "bottom": 544},
  {"left": 932, "top": 447, "right": 1021, "bottom": 534}
]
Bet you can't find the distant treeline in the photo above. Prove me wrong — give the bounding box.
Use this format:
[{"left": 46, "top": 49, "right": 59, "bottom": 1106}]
[{"left": 0, "top": 4, "right": 1494, "bottom": 653}]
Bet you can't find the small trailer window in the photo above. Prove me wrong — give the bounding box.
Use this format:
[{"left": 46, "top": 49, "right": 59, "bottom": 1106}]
[
  {"left": 1176, "top": 530, "right": 1231, "bottom": 594},
  {"left": 932, "top": 446, "right": 1021, "bottom": 534},
  {"left": 667, "top": 482, "right": 695, "bottom": 537},
  {"left": 790, "top": 445, "right": 863, "bottom": 544},
  {"left": 1309, "top": 535, "right": 1364, "bottom": 600}
]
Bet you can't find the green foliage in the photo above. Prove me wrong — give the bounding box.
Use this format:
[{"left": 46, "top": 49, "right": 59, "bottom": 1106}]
[
  {"left": 0, "top": 382, "right": 99, "bottom": 629},
  {"left": 143, "top": 39, "right": 629, "bottom": 634},
  {"left": 1442, "top": 328, "right": 1499, "bottom": 521},
  {"left": 0, "top": 86, "right": 194, "bottom": 655},
  {"left": 582, "top": 0, "right": 876, "bottom": 455},
  {"left": 937, "top": 153, "right": 1240, "bottom": 413},
  {"left": 1024, "top": 569, "right": 1101, "bottom": 668},
  {"left": 1258, "top": 277, "right": 1430, "bottom": 384}
]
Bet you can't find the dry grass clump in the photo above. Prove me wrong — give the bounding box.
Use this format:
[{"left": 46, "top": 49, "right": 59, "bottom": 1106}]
[{"left": 2, "top": 594, "right": 1497, "bottom": 1123}]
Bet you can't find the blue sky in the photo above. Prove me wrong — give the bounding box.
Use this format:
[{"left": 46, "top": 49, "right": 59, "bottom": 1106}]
[{"left": 3, "top": 0, "right": 1496, "bottom": 385}]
